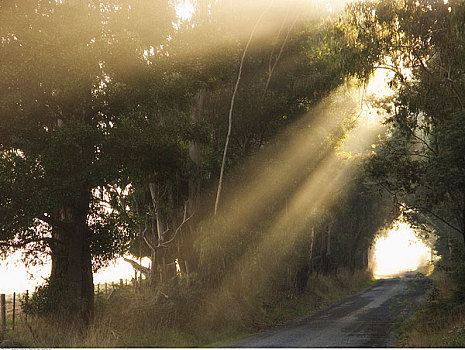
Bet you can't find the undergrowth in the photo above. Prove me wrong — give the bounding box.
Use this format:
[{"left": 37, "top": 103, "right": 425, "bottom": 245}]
[
  {"left": 398, "top": 269, "right": 465, "bottom": 347},
  {"left": 1, "top": 268, "right": 373, "bottom": 347}
]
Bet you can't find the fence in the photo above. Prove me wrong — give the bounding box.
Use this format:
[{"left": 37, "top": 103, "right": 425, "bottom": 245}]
[
  {"left": 0, "top": 277, "right": 146, "bottom": 333},
  {"left": 0, "top": 291, "right": 26, "bottom": 334},
  {"left": 94, "top": 277, "right": 145, "bottom": 298}
]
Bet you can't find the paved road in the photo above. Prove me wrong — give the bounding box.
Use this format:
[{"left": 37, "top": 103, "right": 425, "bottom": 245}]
[{"left": 226, "top": 276, "right": 431, "bottom": 348}]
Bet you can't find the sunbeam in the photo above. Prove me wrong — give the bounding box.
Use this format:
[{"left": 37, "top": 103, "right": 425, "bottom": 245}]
[{"left": 199, "top": 79, "right": 386, "bottom": 317}]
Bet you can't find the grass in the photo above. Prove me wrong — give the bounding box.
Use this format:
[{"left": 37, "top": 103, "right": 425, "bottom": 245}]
[
  {"left": 397, "top": 269, "right": 465, "bottom": 347},
  {"left": 1, "top": 268, "right": 374, "bottom": 348}
]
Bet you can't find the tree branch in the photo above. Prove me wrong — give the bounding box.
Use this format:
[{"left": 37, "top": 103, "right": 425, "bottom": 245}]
[
  {"left": 264, "top": 12, "right": 300, "bottom": 96},
  {"left": 141, "top": 223, "right": 157, "bottom": 252},
  {"left": 38, "top": 214, "right": 71, "bottom": 231},
  {"left": 420, "top": 208, "right": 463, "bottom": 235},
  {"left": 415, "top": 54, "right": 464, "bottom": 110},
  {"left": 268, "top": 9, "right": 288, "bottom": 75},
  {"left": 159, "top": 202, "right": 194, "bottom": 248},
  {"left": 411, "top": 133, "right": 437, "bottom": 155},
  {"left": 0, "top": 237, "right": 64, "bottom": 249},
  {"left": 378, "top": 184, "right": 463, "bottom": 235},
  {"left": 123, "top": 258, "right": 151, "bottom": 276},
  {"left": 373, "top": 64, "right": 405, "bottom": 80},
  {"left": 391, "top": 151, "right": 431, "bottom": 159}
]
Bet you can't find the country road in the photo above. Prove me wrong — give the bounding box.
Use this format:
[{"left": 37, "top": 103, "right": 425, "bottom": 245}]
[{"left": 226, "top": 276, "right": 432, "bottom": 348}]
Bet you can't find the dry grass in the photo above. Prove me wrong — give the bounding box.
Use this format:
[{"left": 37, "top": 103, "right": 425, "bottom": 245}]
[
  {"left": 1, "top": 269, "right": 373, "bottom": 347},
  {"left": 398, "top": 270, "right": 465, "bottom": 347}
]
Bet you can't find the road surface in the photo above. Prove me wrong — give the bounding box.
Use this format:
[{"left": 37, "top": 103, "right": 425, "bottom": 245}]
[{"left": 226, "top": 276, "right": 431, "bottom": 347}]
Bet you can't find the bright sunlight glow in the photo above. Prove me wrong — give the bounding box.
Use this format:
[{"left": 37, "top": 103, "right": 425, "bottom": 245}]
[
  {"left": 175, "top": 0, "right": 195, "bottom": 21},
  {"left": 0, "top": 252, "right": 150, "bottom": 295},
  {"left": 370, "top": 222, "right": 431, "bottom": 279},
  {"left": 0, "top": 251, "right": 50, "bottom": 294}
]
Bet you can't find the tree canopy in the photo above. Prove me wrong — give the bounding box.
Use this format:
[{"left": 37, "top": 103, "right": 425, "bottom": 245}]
[
  {"left": 2, "top": 0, "right": 448, "bottom": 329},
  {"left": 337, "top": 0, "right": 465, "bottom": 250}
]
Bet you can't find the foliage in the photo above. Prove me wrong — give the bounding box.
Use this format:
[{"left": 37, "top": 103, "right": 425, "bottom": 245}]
[
  {"left": 0, "top": 0, "right": 189, "bottom": 322},
  {"left": 339, "top": 0, "right": 465, "bottom": 249},
  {"left": 21, "top": 279, "right": 77, "bottom": 318},
  {"left": 0, "top": 0, "right": 405, "bottom": 332}
]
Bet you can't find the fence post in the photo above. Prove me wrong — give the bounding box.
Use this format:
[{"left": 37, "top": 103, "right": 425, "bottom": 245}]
[
  {"left": 25, "top": 290, "right": 29, "bottom": 323},
  {"left": 120, "top": 279, "right": 123, "bottom": 287},
  {"left": 1, "top": 294, "right": 6, "bottom": 334},
  {"left": 12, "top": 292, "right": 15, "bottom": 331},
  {"left": 134, "top": 270, "right": 137, "bottom": 293},
  {"left": 105, "top": 283, "right": 108, "bottom": 295}
]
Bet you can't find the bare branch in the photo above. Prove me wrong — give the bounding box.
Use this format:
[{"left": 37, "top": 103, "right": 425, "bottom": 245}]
[
  {"left": 267, "top": 9, "right": 289, "bottom": 75},
  {"left": 148, "top": 183, "right": 158, "bottom": 212},
  {"left": 264, "top": 12, "right": 300, "bottom": 96},
  {"left": 372, "top": 64, "right": 405, "bottom": 80},
  {"left": 161, "top": 227, "right": 170, "bottom": 238},
  {"left": 445, "top": 77, "right": 464, "bottom": 110},
  {"left": 420, "top": 208, "right": 463, "bottom": 235},
  {"left": 141, "top": 223, "right": 157, "bottom": 252},
  {"left": 160, "top": 202, "right": 194, "bottom": 247},
  {"left": 123, "top": 258, "right": 151, "bottom": 276},
  {"left": 411, "top": 133, "right": 437, "bottom": 155}
]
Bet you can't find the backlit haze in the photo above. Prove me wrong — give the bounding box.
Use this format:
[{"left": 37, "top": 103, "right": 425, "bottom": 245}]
[
  {"left": 0, "top": 67, "right": 429, "bottom": 295},
  {"left": 0, "top": 0, "right": 432, "bottom": 296},
  {"left": 0, "top": 252, "right": 151, "bottom": 294},
  {"left": 370, "top": 222, "right": 432, "bottom": 278},
  {"left": 175, "top": 0, "right": 195, "bottom": 21}
]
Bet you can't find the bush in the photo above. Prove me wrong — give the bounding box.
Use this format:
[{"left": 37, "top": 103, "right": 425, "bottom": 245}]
[
  {"left": 447, "top": 243, "right": 465, "bottom": 300},
  {"left": 21, "top": 279, "right": 76, "bottom": 318}
]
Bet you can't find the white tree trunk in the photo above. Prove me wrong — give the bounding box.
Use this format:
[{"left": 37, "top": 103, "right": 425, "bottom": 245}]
[{"left": 214, "top": 1, "right": 274, "bottom": 215}]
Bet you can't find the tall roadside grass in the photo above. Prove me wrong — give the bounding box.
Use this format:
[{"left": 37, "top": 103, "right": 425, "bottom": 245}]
[
  {"left": 398, "top": 270, "right": 465, "bottom": 347},
  {"left": 1, "top": 268, "right": 373, "bottom": 348}
]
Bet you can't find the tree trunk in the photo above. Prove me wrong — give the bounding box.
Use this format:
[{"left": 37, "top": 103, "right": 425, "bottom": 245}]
[
  {"left": 323, "top": 224, "right": 332, "bottom": 273},
  {"left": 326, "top": 224, "right": 331, "bottom": 257},
  {"left": 148, "top": 182, "right": 164, "bottom": 286},
  {"left": 309, "top": 226, "right": 314, "bottom": 274},
  {"left": 214, "top": 2, "right": 272, "bottom": 215},
  {"left": 349, "top": 228, "right": 363, "bottom": 273},
  {"left": 188, "top": 91, "right": 204, "bottom": 215},
  {"left": 295, "top": 262, "right": 309, "bottom": 294},
  {"left": 461, "top": 199, "right": 465, "bottom": 246},
  {"left": 49, "top": 190, "right": 93, "bottom": 326}
]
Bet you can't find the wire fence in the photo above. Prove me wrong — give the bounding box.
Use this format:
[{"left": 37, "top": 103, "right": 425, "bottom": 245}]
[
  {"left": 0, "top": 276, "right": 146, "bottom": 333},
  {"left": 0, "top": 291, "right": 24, "bottom": 334}
]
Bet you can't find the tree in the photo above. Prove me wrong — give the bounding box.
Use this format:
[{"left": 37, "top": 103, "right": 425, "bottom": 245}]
[
  {"left": 0, "top": 0, "right": 181, "bottom": 324},
  {"left": 339, "top": 0, "right": 465, "bottom": 247}
]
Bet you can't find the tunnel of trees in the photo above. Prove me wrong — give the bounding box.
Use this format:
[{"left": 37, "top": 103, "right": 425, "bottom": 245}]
[{"left": 1, "top": 0, "right": 464, "bottom": 331}]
